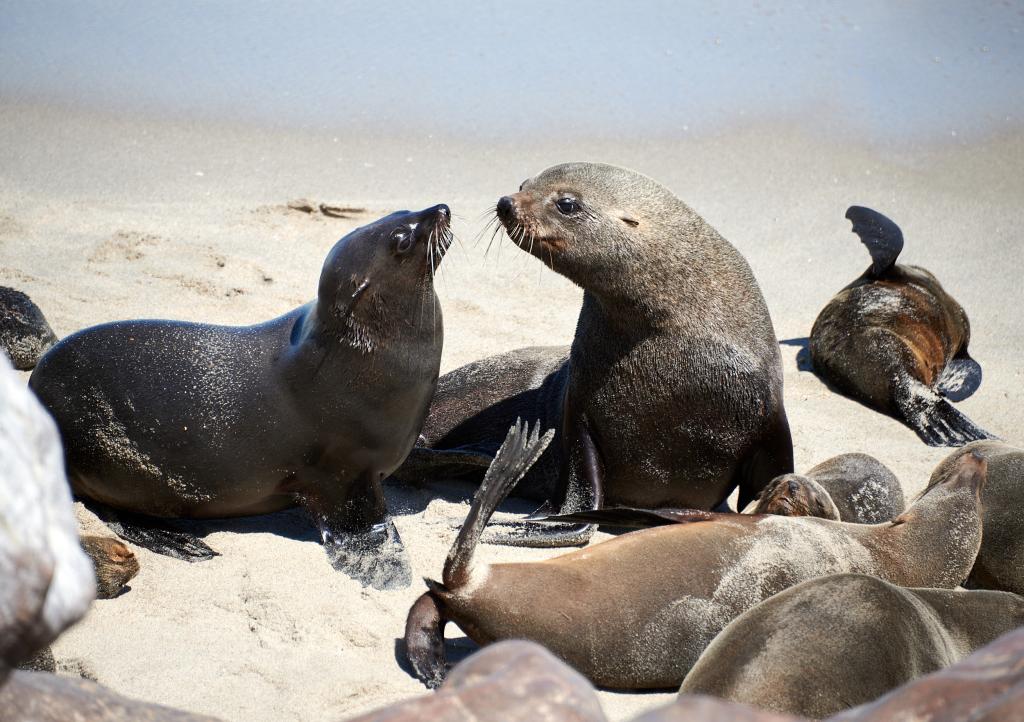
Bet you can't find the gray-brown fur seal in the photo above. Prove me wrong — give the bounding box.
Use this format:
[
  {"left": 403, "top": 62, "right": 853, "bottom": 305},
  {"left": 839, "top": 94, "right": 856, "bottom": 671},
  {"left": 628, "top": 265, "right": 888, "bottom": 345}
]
[
  {"left": 680, "top": 573, "right": 1024, "bottom": 719},
  {"left": 404, "top": 433, "right": 987, "bottom": 690},
  {"left": 926, "top": 440, "right": 1024, "bottom": 594},
  {"left": 29, "top": 205, "right": 452, "bottom": 589},
  {"left": 809, "top": 206, "right": 992, "bottom": 446},
  {"left": 80, "top": 535, "right": 140, "bottom": 599},
  {"left": 399, "top": 162, "right": 793, "bottom": 546},
  {"left": 0, "top": 286, "right": 57, "bottom": 370}
]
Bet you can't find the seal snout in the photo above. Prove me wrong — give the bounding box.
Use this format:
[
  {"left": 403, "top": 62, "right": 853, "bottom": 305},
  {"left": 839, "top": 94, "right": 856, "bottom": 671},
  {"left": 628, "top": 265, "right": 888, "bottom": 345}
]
[{"left": 496, "top": 195, "right": 516, "bottom": 224}]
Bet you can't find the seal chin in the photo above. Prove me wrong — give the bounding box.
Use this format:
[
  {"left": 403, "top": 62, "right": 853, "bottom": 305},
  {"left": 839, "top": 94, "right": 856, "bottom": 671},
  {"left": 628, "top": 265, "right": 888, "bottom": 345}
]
[{"left": 323, "top": 517, "right": 412, "bottom": 590}]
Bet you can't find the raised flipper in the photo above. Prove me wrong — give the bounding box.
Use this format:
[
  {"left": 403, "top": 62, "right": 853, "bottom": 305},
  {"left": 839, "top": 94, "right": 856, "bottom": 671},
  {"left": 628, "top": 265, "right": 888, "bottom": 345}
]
[
  {"left": 846, "top": 206, "right": 904, "bottom": 277},
  {"left": 531, "top": 506, "right": 716, "bottom": 528},
  {"left": 895, "top": 380, "right": 994, "bottom": 447},
  {"left": 482, "top": 409, "right": 602, "bottom": 548},
  {"left": 937, "top": 354, "right": 983, "bottom": 402}
]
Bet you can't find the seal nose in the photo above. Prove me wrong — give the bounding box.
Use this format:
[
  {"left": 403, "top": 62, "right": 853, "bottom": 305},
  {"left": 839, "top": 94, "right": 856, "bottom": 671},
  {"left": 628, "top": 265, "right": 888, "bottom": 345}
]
[
  {"left": 435, "top": 204, "right": 450, "bottom": 221},
  {"left": 496, "top": 196, "right": 515, "bottom": 222}
]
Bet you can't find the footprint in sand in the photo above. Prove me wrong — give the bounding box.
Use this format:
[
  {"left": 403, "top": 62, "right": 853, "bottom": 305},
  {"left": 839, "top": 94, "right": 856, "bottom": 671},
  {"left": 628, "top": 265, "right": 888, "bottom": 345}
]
[{"left": 89, "top": 231, "right": 163, "bottom": 263}]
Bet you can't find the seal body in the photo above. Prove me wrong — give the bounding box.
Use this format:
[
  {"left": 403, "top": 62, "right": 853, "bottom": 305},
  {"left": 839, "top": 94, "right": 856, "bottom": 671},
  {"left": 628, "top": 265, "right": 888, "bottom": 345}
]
[
  {"left": 680, "top": 573, "right": 1024, "bottom": 718},
  {"left": 0, "top": 286, "right": 57, "bottom": 370},
  {"left": 404, "top": 448, "right": 986, "bottom": 690},
  {"left": 29, "top": 206, "right": 452, "bottom": 589},
  {"left": 402, "top": 163, "right": 792, "bottom": 543},
  {"left": 927, "top": 440, "right": 1024, "bottom": 595},
  {"left": 809, "top": 206, "right": 991, "bottom": 446}
]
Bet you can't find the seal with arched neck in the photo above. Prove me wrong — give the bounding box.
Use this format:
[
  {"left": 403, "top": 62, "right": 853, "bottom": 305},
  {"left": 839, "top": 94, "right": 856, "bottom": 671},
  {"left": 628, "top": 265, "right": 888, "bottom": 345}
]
[
  {"left": 809, "top": 205, "right": 992, "bottom": 446},
  {"left": 680, "top": 573, "right": 1024, "bottom": 719},
  {"left": 397, "top": 162, "right": 792, "bottom": 547},
  {"left": 29, "top": 205, "right": 452, "bottom": 590},
  {"left": 404, "top": 444, "right": 987, "bottom": 689}
]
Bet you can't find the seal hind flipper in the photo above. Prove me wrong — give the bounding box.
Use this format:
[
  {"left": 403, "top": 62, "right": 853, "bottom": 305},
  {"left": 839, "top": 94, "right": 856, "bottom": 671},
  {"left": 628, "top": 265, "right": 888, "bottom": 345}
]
[
  {"left": 895, "top": 381, "right": 994, "bottom": 447},
  {"left": 404, "top": 590, "right": 449, "bottom": 689},
  {"left": 846, "top": 205, "right": 904, "bottom": 277},
  {"left": 936, "top": 354, "right": 984, "bottom": 402},
  {"left": 443, "top": 419, "right": 554, "bottom": 588},
  {"left": 532, "top": 506, "right": 715, "bottom": 528},
  {"left": 98, "top": 509, "right": 219, "bottom": 562}
]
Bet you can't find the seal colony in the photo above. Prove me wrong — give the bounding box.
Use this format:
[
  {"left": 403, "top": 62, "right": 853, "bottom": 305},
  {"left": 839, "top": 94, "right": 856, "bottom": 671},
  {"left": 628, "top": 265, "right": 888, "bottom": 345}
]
[
  {"left": 809, "top": 206, "right": 992, "bottom": 446},
  {"left": 28, "top": 205, "right": 453, "bottom": 590},
  {"left": 405, "top": 436, "right": 987, "bottom": 689},
  {"left": 402, "top": 162, "right": 793, "bottom": 546}
]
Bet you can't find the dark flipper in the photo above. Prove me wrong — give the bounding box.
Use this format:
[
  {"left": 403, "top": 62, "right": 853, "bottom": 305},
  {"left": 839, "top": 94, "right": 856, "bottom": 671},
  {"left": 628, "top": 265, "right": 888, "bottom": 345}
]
[
  {"left": 531, "top": 506, "right": 716, "bottom": 528},
  {"left": 91, "top": 505, "right": 218, "bottom": 562},
  {"left": 404, "top": 590, "right": 449, "bottom": 690},
  {"left": 895, "top": 381, "right": 995, "bottom": 447},
  {"left": 323, "top": 517, "right": 411, "bottom": 591},
  {"left": 389, "top": 445, "right": 496, "bottom": 485},
  {"left": 846, "top": 206, "right": 904, "bottom": 277},
  {"left": 937, "top": 355, "right": 984, "bottom": 402},
  {"left": 482, "top": 408, "right": 602, "bottom": 548}
]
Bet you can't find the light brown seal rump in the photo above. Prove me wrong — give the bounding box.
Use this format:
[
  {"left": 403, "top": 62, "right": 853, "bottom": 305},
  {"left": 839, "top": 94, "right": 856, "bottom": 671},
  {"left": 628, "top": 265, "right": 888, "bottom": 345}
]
[{"left": 679, "top": 573, "right": 1024, "bottom": 718}]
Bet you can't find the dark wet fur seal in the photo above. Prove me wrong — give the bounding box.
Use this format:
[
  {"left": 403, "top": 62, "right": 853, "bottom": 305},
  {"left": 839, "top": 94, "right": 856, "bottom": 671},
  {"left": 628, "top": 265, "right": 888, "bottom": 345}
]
[
  {"left": 400, "top": 162, "right": 792, "bottom": 547},
  {"left": 829, "top": 627, "right": 1024, "bottom": 722},
  {"left": 809, "top": 206, "right": 992, "bottom": 446},
  {"left": 29, "top": 205, "right": 452, "bottom": 590},
  {"left": 405, "top": 444, "right": 987, "bottom": 690},
  {"left": 680, "top": 573, "right": 1024, "bottom": 719},
  {"left": 353, "top": 641, "right": 606, "bottom": 722},
  {"left": 80, "top": 535, "right": 140, "bottom": 598},
  {"left": 927, "top": 440, "right": 1024, "bottom": 595},
  {"left": 0, "top": 286, "right": 57, "bottom": 370}
]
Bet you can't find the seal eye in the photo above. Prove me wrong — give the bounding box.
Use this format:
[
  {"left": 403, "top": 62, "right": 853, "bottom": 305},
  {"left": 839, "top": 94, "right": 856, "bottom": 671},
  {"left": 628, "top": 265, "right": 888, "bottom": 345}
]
[
  {"left": 555, "top": 197, "right": 579, "bottom": 216},
  {"left": 392, "top": 228, "right": 414, "bottom": 254}
]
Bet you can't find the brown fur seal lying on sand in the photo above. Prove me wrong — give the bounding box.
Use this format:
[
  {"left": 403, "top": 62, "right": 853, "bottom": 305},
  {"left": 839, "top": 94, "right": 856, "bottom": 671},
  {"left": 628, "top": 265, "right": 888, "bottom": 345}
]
[
  {"left": 29, "top": 206, "right": 452, "bottom": 589},
  {"left": 404, "top": 429, "right": 987, "bottom": 690},
  {"left": 398, "top": 162, "right": 793, "bottom": 547},
  {"left": 926, "top": 440, "right": 1024, "bottom": 594},
  {"left": 680, "top": 573, "right": 1024, "bottom": 718},
  {"left": 809, "top": 206, "right": 992, "bottom": 446}
]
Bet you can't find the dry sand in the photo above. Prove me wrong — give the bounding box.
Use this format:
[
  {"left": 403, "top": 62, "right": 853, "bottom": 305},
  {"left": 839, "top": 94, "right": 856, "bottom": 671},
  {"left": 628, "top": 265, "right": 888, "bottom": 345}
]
[{"left": 1, "top": 100, "right": 1022, "bottom": 721}]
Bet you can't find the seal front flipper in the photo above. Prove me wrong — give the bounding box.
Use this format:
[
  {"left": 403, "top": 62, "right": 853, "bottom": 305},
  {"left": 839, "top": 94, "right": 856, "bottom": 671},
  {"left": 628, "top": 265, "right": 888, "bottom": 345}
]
[
  {"left": 895, "top": 381, "right": 994, "bottom": 447},
  {"left": 389, "top": 445, "right": 495, "bottom": 485},
  {"left": 305, "top": 471, "right": 412, "bottom": 590},
  {"left": 89, "top": 504, "right": 219, "bottom": 562},
  {"left": 532, "top": 506, "right": 715, "bottom": 529},
  {"left": 846, "top": 205, "right": 904, "bottom": 277},
  {"left": 404, "top": 419, "right": 554, "bottom": 688},
  {"left": 936, "top": 353, "right": 983, "bottom": 402}
]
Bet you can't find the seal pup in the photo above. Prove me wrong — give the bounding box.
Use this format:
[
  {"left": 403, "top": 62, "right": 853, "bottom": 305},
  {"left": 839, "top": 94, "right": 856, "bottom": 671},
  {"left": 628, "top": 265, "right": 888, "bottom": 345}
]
[
  {"left": 404, "top": 446, "right": 987, "bottom": 689},
  {"left": 29, "top": 205, "right": 452, "bottom": 590},
  {"left": 400, "top": 162, "right": 793, "bottom": 546},
  {"left": 926, "top": 440, "right": 1024, "bottom": 595},
  {"left": 0, "top": 286, "right": 57, "bottom": 370},
  {"left": 680, "top": 573, "right": 1024, "bottom": 718},
  {"left": 809, "top": 206, "right": 992, "bottom": 446}
]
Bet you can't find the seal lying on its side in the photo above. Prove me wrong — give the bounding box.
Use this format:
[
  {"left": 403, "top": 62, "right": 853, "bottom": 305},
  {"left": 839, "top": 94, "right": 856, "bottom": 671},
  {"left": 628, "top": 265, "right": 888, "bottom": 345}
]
[
  {"left": 809, "top": 206, "right": 992, "bottom": 446},
  {"left": 404, "top": 439, "right": 987, "bottom": 689},
  {"left": 0, "top": 286, "right": 57, "bottom": 370},
  {"left": 399, "top": 163, "right": 793, "bottom": 546},
  {"left": 29, "top": 205, "right": 452, "bottom": 589},
  {"left": 680, "top": 573, "right": 1024, "bottom": 719},
  {"left": 926, "top": 440, "right": 1024, "bottom": 595}
]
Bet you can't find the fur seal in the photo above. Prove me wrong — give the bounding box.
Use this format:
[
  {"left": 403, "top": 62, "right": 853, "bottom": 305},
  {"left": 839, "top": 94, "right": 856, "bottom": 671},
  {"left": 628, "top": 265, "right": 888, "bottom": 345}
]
[
  {"left": 0, "top": 286, "right": 57, "bottom": 370},
  {"left": 29, "top": 205, "right": 452, "bottom": 589},
  {"left": 404, "top": 440, "right": 986, "bottom": 689},
  {"left": 401, "top": 162, "right": 793, "bottom": 546},
  {"left": 829, "top": 627, "right": 1024, "bottom": 722},
  {"left": 80, "top": 535, "right": 140, "bottom": 598},
  {"left": 809, "top": 206, "right": 992, "bottom": 446},
  {"left": 926, "top": 440, "right": 1024, "bottom": 594},
  {"left": 680, "top": 573, "right": 1024, "bottom": 718},
  {"left": 747, "top": 474, "right": 840, "bottom": 520}
]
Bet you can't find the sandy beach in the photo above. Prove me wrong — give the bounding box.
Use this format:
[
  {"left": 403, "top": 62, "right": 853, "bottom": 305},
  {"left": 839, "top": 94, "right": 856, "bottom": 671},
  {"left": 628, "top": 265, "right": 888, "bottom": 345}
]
[{"left": 1, "top": 96, "right": 1020, "bottom": 719}]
